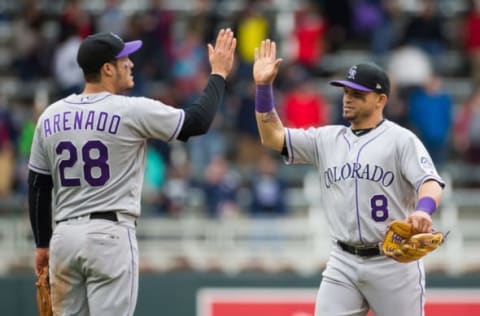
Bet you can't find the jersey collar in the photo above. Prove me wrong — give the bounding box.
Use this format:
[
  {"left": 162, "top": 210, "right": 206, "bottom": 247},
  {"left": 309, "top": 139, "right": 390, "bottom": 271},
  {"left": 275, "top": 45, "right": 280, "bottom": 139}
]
[{"left": 351, "top": 119, "right": 386, "bottom": 137}]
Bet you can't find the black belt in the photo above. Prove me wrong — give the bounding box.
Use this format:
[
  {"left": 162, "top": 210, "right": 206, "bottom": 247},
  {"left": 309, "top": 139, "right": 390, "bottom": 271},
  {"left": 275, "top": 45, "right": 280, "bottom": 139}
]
[
  {"left": 337, "top": 240, "right": 382, "bottom": 257},
  {"left": 56, "top": 211, "right": 118, "bottom": 224}
]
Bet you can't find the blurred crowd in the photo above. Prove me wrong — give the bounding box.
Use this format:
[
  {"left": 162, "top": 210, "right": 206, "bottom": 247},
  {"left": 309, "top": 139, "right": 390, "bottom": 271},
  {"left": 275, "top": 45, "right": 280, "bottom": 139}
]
[{"left": 1, "top": 0, "right": 480, "bottom": 218}]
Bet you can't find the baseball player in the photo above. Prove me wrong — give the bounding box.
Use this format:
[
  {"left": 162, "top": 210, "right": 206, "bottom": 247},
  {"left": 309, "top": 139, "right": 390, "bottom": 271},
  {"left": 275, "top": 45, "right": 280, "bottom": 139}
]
[
  {"left": 28, "top": 29, "right": 236, "bottom": 315},
  {"left": 253, "top": 39, "right": 444, "bottom": 316}
]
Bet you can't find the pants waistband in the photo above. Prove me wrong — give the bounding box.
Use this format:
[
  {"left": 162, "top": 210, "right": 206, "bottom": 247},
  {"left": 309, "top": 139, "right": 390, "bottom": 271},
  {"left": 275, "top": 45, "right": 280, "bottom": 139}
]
[
  {"left": 337, "top": 240, "right": 382, "bottom": 258},
  {"left": 56, "top": 212, "right": 137, "bottom": 226}
]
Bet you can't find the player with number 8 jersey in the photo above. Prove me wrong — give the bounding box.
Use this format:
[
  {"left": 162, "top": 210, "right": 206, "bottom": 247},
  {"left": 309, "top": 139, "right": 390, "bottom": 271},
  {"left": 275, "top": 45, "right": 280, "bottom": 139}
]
[
  {"left": 28, "top": 30, "right": 236, "bottom": 315},
  {"left": 253, "top": 39, "right": 444, "bottom": 316}
]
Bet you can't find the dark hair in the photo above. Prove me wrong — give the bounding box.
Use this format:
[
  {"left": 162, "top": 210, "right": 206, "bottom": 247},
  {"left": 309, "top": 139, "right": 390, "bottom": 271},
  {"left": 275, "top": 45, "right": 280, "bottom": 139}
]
[{"left": 83, "top": 60, "right": 117, "bottom": 83}]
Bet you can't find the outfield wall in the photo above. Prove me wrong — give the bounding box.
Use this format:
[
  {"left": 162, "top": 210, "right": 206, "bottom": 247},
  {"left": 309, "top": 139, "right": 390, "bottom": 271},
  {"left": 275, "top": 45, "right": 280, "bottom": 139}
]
[{"left": 1, "top": 272, "right": 480, "bottom": 316}]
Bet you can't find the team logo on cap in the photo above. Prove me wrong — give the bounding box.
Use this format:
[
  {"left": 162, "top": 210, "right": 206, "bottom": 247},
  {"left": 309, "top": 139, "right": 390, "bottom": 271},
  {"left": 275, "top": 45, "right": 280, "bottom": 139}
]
[
  {"left": 110, "top": 32, "right": 122, "bottom": 42},
  {"left": 347, "top": 66, "right": 357, "bottom": 80}
]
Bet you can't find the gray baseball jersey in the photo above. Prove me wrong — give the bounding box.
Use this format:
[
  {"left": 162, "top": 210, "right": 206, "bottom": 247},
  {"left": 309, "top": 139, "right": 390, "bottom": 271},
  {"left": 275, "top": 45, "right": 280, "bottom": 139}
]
[
  {"left": 28, "top": 92, "right": 184, "bottom": 221},
  {"left": 285, "top": 119, "right": 444, "bottom": 315},
  {"left": 284, "top": 119, "right": 444, "bottom": 244}
]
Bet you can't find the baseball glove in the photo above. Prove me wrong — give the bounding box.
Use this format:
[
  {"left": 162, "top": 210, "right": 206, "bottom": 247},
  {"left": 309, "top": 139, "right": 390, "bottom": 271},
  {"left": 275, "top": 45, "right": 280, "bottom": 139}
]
[
  {"left": 381, "top": 220, "right": 445, "bottom": 263},
  {"left": 36, "top": 267, "right": 53, "bottom": 316}
]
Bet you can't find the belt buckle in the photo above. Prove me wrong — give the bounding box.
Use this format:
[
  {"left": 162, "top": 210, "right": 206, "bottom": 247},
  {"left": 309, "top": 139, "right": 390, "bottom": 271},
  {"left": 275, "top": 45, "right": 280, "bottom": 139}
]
[
  {"left": 353, "top": 244, "right": 373, "bottom": 256},
  {"left": 354, "top": 244, "right": 367, "bottom": 256}
]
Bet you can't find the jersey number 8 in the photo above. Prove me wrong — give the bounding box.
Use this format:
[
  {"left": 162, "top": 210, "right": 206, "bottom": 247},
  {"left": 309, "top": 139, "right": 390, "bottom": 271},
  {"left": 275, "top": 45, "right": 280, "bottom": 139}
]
[
  {"left": 57, "top": 140, "right": 110, "bottom": 187},
  {"left": 371, "top": 194, "right": 389, "bottom": 222}
]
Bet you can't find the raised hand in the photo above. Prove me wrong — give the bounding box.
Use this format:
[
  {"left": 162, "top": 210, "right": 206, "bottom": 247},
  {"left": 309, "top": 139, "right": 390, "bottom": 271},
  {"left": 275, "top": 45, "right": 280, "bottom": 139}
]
[
  {"left": 253, "top": 39, "right": 283, "bottom": 85},
  {"left": 208, "top": 28, "right": 236, "bottom": 79}
]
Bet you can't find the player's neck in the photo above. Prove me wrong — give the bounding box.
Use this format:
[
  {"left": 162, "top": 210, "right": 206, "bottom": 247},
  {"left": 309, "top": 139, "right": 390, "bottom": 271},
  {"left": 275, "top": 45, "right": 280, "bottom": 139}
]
[
  {"left": 350, "top": 117, "right": 385, "bottom": 136},
  {"left": 350, "top": 116, "right": 384, "bottom": 130},
  {"left": 82, "top": 82, "right": 116, "bottom": 95}
]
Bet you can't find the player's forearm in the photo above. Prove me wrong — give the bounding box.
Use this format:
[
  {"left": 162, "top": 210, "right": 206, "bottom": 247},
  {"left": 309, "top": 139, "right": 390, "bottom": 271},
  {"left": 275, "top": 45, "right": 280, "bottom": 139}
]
[
  {"left": 255, "top": 85, "right": 285, "bottom": 151},
  {"left": 28, "top": 170, "right": 53, "bottom": 248},
  {"left": 255, "top": 111, "right": 285, "bottom": 151},
  {"left": 177, "top": 74, "right": 225, "bottom": 141},
  {"left": 254, "top": 84, "right": 285, "bottom": 151},
  {"left": 417, "top": 180, "right": 443, "bottom": 213}
]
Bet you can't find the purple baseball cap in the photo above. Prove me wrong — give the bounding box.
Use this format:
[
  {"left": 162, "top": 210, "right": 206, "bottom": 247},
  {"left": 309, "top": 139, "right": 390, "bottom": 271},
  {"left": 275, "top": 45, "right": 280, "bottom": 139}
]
[
  {"left": 77, "top": 32, "right": 143, "bottom": 74},
  {"left": 330, "top": 62, "right": 390, "bottom": 96}
]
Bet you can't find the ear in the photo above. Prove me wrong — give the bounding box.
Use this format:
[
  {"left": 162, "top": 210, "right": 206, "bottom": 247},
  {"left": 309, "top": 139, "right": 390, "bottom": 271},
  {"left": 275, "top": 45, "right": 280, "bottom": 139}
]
[
  {"left": 377, "top": 94, "right": 388, "bottom": 109},
  {"left": 102, "top": 62, "right": 116, "bottom": 78}
]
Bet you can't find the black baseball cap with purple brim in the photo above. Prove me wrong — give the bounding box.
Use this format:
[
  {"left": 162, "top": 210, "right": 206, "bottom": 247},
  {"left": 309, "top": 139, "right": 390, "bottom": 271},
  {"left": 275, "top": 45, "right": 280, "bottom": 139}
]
[
  {"left": 77, "top": 32, "right": 143, "bottom": 74},
  {"left": 330, "top": 62, "right": 390, "bottom": 96}
]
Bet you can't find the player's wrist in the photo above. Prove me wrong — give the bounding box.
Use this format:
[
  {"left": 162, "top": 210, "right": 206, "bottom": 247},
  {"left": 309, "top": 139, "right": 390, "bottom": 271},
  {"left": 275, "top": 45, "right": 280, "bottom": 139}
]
[
  {"left": 210, "top": 71, "right": 227, "bottom": 80},
  {"left": 255, "top": 85, "right": 274, "bottom": 113},
  {"left": 415, "top": 196, "right": 437, "bottom": 215}
]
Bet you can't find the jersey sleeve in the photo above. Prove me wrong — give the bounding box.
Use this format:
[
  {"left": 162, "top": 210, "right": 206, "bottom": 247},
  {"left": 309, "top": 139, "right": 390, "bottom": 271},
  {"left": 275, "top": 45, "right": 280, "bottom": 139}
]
[
  {"left": 398, "top": 133, "right": 445, "bottom": 191},
  {"left": 284, "top": 127, "right": 320, "bottom": 165},
  {"left": 125, "top": 97, "right": 185, "bottom": 141},
  {"left": 28, "top": 119, "right": 51, "bottom": 175}
]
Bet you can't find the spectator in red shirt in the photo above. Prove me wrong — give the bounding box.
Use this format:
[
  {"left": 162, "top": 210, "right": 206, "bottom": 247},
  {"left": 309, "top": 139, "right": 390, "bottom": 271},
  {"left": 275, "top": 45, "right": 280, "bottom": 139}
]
[
  {"left": 291, "top": 1, "right": 326, "bottom": 72},
  {"left": 280, "top": 71, "right": 329, "bottom": 129}
]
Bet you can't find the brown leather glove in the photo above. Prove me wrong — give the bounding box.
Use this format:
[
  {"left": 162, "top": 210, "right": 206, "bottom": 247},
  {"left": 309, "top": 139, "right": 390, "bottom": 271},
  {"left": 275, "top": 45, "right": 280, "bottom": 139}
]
[
  {"left": 36, "top": 266, "right": 53, "bottom": 316},
  {"left": 382, "top": 220, "right": 445, "bottom": 263}
]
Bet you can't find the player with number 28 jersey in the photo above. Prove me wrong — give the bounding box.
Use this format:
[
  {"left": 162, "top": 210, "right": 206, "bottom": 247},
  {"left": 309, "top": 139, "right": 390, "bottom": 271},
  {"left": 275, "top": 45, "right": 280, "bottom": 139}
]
[
  {"left": 28, "top": 30, "right": 236, "bottom": 316},
  {"left": 29, "top": 93, "right": 183, "bottom": 221}
]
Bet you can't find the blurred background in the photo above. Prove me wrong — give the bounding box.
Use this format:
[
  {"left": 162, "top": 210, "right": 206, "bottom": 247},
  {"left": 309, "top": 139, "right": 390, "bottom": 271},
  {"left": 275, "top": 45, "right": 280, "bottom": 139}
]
[{"left": 0, "top": 0, "right": 480, "bottom": 315}]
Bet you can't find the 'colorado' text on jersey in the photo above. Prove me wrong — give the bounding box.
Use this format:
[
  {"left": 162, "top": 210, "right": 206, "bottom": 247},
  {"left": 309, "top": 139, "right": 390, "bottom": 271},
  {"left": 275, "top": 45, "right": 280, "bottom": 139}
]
[{"left": 323, "top": 162, "right": 395, "bottom": 188}]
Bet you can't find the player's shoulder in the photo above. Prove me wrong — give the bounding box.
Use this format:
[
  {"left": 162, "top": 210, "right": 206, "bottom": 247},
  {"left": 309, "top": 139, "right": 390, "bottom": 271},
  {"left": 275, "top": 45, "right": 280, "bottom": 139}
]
[
  {"left": 292, "top": 124, "right": 347, "bottom": 138},
  {"left": 383, "top": 120, "right": 423, "bottom": 148},
  {"left": 317, "top": 124, "right": 348, "bottom": 134},
  {"left": 38, "top": 97, "right": 68, "bottom": 118},
  {"left": 65, "top": 93, "right": 160, "bottom": 112},
  {"left": 320, "top": 124, "right": 351, "bottom": 138},
  {"left": 298, "top": 124, "right": 350, "bottom": 138},
  {"left": 384, "top": 120, "right": 417, "bottom": 138},
  {"left": 110, "top": 94, "right": 170, "bottom": 108}
]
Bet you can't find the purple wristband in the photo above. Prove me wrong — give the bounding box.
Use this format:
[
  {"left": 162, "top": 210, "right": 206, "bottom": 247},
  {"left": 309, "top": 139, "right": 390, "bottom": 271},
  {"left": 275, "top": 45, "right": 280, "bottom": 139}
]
[
  {"left": 416, "top": 197, "right": 436, "bottom": 215},
  {"left": 255, "top": 85, "right": 274, "bottom": 113}
]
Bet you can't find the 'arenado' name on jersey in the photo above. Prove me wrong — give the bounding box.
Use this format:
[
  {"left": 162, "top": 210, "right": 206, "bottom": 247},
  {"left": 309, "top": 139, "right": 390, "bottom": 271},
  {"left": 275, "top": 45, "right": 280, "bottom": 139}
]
[
  {"left": 43, "top": 110, "right": 121, "bottom": 138},
  {"left": 323, "top": 162, "right": 395, "bottom": 188}
]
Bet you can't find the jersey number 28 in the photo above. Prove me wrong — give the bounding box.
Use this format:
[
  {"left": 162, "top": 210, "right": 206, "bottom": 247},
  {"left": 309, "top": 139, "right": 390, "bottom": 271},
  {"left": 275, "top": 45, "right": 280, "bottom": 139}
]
[{"left": 57, "top": 140, "right": 110, "bottom": 187}]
